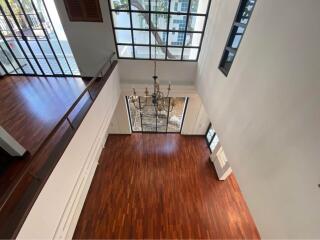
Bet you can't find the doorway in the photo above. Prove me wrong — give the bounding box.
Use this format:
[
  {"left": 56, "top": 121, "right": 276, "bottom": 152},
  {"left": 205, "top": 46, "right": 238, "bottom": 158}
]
[{"left": 126, "top": 96, "right": 188, "bottom": 133}]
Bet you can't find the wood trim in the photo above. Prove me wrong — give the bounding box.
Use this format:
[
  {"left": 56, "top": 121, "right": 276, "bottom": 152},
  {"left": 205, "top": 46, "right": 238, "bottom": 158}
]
[{"left": 63, "top": 0, "right": 103, "bottom": 22}]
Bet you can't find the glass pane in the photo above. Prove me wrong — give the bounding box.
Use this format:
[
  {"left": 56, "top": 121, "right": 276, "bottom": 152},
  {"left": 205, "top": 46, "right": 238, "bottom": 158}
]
[
  {"left": 134, "top": 46, "right": 149, "bottom": 59},
  {"left": 19, "top": 0, "right": 35, "bottom": 14},
  {"left": 168, "top": 32, "right": 184, "bottom": 46},
  {"left": 190, "top": 0, "right": 209, "bottom": 14},
  {"left": 0, "top": 16, "right": 11, "bottom": 31},
  {"left": 112, "top": 12, "right": 131, "bottom": 28},
  {"left": 183, "top": 48, "right": 198, "bottom": 60},
  {"left": 0, "top": 0, "right": 79, "bottom": 76},
  {"left": 7, "top": 39, "right": 26, "bottom": 58},
  {"left": 32, "top": 29, "right": 45, "bottom": 39},
  {"left": 110, "top": 0, "right": 129, "bottom": 10},
  {"left": 43, "top": 0, "right": 80, "bottom": 74},
  {"left": 0, "top": 42, "right": 19, "bottom": 70},
  {"left": 151, "top": 31, "right": 167, "bottom": 45},
  {"left": 150, "top": 0, "right": 169, "bottom": 11},
  {"left": 115, "top": 29, "right": 132, "bottom": 43},
  {"left": 28, "top": 40, "right": 44, "bottom": 58},
  {"left": 118, "top": 45, "right": 133, "bottom": 57},
  {"left": 169, "top": 14, "right": 186, "bottom": 31},
  {"left": 5, "top": 16, "right": 21, "bottom": 36},
  {"left": 58, "top": 57, "right": 72, "bottom": 75},
  {"left": 167, "top": 97, "right": 186, "bottom": 132},
  {"left": 0, "top": 47, "right": 15, "bottom": 73},
  {"left": 48, "top": 57, "right": 62, "bottom": 74},
  {"left": 20, "top": 41, "right": 33, "bottom": 58},
  {"left": 127, "top": 96, "right": 142, "bottom": 131},
  {"left": 132, "top": 12, "right": 149, "bottom": 29},
  {"left": 0, "top": 64, "right": 5, "bottom": 75},
  {"left": 187, "top": 15, "right": 205, "bottom": 31},
  {"left": 220, "top": 50, "right": 235, "bottom": 73},
  {"left": 131, "top": 0, "right": 149, "bottom": 11},
  {"left": 170, "top": 0, "right": 189, "bottom": 13},
  {"left": 15, "top": 15, "right": 31, "bottom": 35},
  {"left": 66, "top": 57, "right": 80, "bottom": 75},
  {"left": 210, "top": 135, "right": 219, "bottom": 152},
  {"left": 167, "top": 47, "right": 182, "bottom": 60},
  {"left": 151, "top": 47, "right": 165, "bottom": 59},
  {"left": 236, "top": 0, "right": 256, "bottom": 23},
  {"left": 133, "top": 30, "right": 149, "bottom": 44},
  {"left": 38, "top": 40, "right": 54, "bottom": 57},
  {"left": 49, "top": 39, "right": 64, "bottom": 58},
  {"left": 0, "top": 2, "right": 11, "bottom": 15},
  {"left": 20, "top": 58, "right": 33, "bottom": 74},
  {"left": 37, "top": 58, "right": 52, "bottom": 75},
  {"left": 229, "top": 34, "right": 242, "bottom": 49},
  {"left": 141, "top": 97, "right": 157, "bottom": 132},
  {"left": 29, "top": 58, "right": 42, "bottom": 74},
  {"left": 184, "top": 32, "right": 201, "bottom": 47},
  {"left": 151, "top": 14, "right": 168, "bottom": 30},
  {"left": 157, "top": 98, "right": 169, "bottom": 132},
  {"left": 206, "top": 126, "right": 215, "bottom": 143}
]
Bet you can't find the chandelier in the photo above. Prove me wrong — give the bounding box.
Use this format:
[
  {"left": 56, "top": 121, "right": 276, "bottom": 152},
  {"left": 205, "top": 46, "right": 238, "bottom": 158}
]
[
  {"left": 130, "top": 0, "right": 175, "bottom": 113},
  {"left": 130, "top": 61, "right": 175, "bottom": 112}
]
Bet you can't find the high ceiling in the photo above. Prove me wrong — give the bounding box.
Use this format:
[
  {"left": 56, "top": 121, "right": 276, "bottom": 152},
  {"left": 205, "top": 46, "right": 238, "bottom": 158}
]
[{"left": 108, "top": 0, "right": 211, "bottom": 61}]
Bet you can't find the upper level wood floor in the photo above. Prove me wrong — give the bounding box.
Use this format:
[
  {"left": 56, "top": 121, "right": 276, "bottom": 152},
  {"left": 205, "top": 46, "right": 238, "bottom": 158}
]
[{"left": 0, "top": 75, "right": 89, "bottom": 211}]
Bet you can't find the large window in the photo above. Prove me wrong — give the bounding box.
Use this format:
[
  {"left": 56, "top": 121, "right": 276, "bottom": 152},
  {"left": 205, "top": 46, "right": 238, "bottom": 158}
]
[
  {"left": 205, "top": 123, "right": 219, "bottom": 153},
  {"left": 0, "top": 0, "right": 79, "bottom": 76},
  {"left": 126, "top": 96, "right": 188, "bottom": 132},
  {"left": 108, "top": 0, "right": 211, "bottom": 61},
  {"left": 219, "top": 0, "right": 257, "bottom": 76}
]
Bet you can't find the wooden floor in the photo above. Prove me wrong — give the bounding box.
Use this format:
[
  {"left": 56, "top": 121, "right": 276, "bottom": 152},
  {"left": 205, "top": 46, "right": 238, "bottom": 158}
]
[
  {"left": 74, "top": 134, "right": 260, "bottom": 239},
  {"left": 0, "top": 75, "right": 89, "bottom": 203},
  {"left": 0, "top": 66, "right": 116, "bottom": 238},
  {"left": 0, "top": 76, "right": 88, "bottom": 155}
]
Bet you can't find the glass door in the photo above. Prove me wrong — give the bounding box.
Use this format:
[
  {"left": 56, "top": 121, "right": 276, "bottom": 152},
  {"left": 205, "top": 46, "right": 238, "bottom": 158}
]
[
  {"left": 0, "top": 0, "right": 79, "bottom": 76},
  {"left": 126, "top": 96, "right": 188, "bottom": 133}
]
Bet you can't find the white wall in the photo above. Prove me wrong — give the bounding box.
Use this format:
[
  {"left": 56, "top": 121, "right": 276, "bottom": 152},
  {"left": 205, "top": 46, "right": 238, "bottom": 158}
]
[
  {"left": 197, "top": 0, "right": 320, "bottom": 238},
  {"left": 17, "top": 65, "right": 121, "bottom": 239},
  {"left": 108, "top": 94, "right": 132, "bottom": 134},
  {"left": 181, "top": 95, "right": 209, "bottom": 135},
  {"left": 54, "top": 0, "right": 116, "bottom": 76},
  {"left": 119, "top": 60, "right": 197, "bottom": 85}
]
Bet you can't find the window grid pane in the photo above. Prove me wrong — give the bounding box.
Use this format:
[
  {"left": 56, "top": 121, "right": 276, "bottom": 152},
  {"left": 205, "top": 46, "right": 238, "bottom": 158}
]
[
  {"left": 110, "top": 0, "right": 211, "bottom": 61},
  {"left": 0, "top": 0, "right": 80, "bottom": 76},
  {"left": 219, "top": 0, "right": 257, "bottom": 75}
]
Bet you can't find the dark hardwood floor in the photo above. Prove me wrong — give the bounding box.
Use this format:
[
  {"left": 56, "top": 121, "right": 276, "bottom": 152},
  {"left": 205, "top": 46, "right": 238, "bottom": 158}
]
[
  {"left": 0, "top": 76, "right": 89, "bottom": 199},
  {"left": 0, "top": 63, "right": 117, "bottom": 238},
  {"left": 74, "top": 134, "right": 260, "bottom": 239},
  {"left": 0, "top": 75, "right": 88, "bottom": 155}
]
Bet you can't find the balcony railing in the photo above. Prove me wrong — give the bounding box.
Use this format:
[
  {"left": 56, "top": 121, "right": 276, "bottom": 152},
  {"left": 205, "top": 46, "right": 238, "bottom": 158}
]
[{"left": 0, "top": 51, "right": 117, "bottom": 238}]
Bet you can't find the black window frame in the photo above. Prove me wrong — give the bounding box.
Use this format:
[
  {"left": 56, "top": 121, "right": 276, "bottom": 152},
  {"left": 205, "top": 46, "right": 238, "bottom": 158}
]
[
  {"left": 108, "top": 0, "right": 212, "bottom": 61},
  {"left": 205, "top": 123, "right": 220, "bottom": 153},
  {"left": 0, "top": 0, "right": 80, "bottom": 77},
  {"left": 126, "top": 96, "right": 189, "bottom": 133},
  {"left": 219, "top": 0, "right": 257, "bottom": 76}
]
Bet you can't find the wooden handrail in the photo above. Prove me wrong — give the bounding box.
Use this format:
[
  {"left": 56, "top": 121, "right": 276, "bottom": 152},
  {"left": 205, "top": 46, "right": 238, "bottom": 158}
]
[{"left": 62, "top": 51, "right": 116, "bottom": 124}]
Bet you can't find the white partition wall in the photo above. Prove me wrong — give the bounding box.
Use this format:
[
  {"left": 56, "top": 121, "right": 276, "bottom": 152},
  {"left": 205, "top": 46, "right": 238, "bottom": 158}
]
[
  {"left": 197, "top": 0, "right": 320, "bottom": 238},
  {"left": 17, "top": 65, "right": 121, "bottom": 239}
]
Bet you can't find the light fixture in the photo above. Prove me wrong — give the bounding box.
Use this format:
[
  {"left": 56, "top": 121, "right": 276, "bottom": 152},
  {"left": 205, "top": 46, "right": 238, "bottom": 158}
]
[
  {"left": 130, "top": 60, "right": 175, "bottom": 113},
  {"left": 130, "top": 0, "right": 175, "bottom": 113}
]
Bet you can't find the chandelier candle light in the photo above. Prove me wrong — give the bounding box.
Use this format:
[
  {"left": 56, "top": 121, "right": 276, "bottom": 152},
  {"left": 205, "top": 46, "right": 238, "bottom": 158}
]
[{"left": 130, "top": 61, "right": 176, "bottom": 112}]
